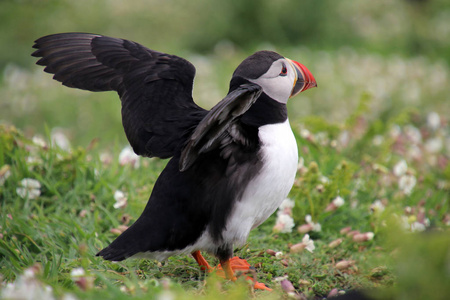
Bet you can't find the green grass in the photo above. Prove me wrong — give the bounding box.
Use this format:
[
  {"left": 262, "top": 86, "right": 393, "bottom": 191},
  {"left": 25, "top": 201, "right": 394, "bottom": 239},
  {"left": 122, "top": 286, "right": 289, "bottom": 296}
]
[
  {"left": 1, "top": 98, "right": 449, "bottom": 299},
  {"left": 0, "top": 1, "right": 449, "bottom": 296}
]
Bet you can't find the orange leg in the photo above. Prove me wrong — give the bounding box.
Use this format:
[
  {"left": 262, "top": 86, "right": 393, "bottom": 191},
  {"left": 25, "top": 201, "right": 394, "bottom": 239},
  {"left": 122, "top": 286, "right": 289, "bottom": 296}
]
[
  {"left": 191, "top": 251, "right": 213, "bottom": 272},
  {"left": 219, "top": 258, "right": 238, "bottom": 281},
  {"left": 217, "top": 257, "right": 272, "bottom": 291},
  {"left": 192, "top": 252, "right": 272, "bottom": 291}
]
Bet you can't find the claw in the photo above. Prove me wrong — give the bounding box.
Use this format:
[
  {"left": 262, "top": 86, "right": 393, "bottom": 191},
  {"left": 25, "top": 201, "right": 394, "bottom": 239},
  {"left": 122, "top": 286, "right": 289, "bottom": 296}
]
[
  {"left": 191, "top": 253, "right": 272, "bottom": 291},
  {"left": 217, "top": 256, "right": 272, "bottom": 291}
]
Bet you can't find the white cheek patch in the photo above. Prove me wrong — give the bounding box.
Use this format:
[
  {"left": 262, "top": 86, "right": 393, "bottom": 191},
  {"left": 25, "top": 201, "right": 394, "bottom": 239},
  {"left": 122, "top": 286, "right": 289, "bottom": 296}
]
[{"left": 248, "top": 60, "right": 296, "bottom": 104}]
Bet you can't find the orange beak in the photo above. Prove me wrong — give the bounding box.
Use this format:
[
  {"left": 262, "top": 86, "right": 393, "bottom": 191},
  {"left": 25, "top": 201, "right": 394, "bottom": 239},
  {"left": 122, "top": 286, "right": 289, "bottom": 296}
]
[{"left": 287, "top": 58, "right": 317, "bottom": 97}]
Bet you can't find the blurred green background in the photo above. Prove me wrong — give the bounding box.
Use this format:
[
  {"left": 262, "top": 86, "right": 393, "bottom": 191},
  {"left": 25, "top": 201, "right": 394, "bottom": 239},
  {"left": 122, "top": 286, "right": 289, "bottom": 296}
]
[
  {"left": 0, "top": 0, "right": 449, "bottom": 147},
  {"left": 1, "top": 1, "right": 449, "bottom": 298}
]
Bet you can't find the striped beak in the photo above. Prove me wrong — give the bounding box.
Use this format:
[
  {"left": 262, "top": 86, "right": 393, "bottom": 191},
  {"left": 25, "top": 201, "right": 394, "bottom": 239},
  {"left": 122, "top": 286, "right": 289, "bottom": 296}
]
[{"left": 287, "top": 58, "right": 317, "bottom": 98}]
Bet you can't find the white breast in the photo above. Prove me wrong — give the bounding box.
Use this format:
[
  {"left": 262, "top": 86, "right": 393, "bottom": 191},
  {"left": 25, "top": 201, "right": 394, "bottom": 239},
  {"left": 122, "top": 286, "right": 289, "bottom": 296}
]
[
  {"left": 132, "top": 119, "right": 298, "bottom": 261},
  {"left": 221, "top": 119, "right": 298, "bottom": 246}
]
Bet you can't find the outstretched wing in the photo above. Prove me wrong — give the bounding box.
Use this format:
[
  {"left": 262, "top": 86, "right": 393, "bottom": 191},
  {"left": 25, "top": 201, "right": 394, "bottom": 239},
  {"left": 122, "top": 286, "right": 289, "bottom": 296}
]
[
  {"left": 32, "top": 32, "right": 206, "bottom": 158},
  {"left": 180, "top": 83, "right": 262, "bottom": 171}
]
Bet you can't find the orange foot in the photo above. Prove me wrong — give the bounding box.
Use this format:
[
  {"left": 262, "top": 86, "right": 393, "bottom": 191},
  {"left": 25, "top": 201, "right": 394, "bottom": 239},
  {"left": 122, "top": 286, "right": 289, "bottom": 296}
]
[{"left": 191, "top": 252, "right": 272, "bottom": 291}]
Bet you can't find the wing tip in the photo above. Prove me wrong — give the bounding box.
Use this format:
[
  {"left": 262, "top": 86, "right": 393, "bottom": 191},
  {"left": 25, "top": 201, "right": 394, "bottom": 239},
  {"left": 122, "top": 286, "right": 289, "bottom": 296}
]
[{"left": 96, "top": 246, "right": 127, "bottom": 262}]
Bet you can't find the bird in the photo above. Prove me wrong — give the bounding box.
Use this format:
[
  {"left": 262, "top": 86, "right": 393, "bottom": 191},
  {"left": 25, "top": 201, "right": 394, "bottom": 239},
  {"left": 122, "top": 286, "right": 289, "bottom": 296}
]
[{"left": 32, "top": 32, "right": 317, "bottom": 290}]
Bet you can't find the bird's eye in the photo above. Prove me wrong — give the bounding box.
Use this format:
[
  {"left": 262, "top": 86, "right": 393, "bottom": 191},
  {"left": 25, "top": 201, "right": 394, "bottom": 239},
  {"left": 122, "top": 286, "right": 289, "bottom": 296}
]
[{"left": 280, "top": 63, "right": 288, "bottom": 76}]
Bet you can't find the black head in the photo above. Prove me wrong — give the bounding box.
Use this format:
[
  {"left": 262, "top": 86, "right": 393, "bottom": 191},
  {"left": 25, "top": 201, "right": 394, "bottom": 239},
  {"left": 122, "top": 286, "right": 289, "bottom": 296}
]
[{"left": 230, "top": 50, "right": 317, "bottom": 104}]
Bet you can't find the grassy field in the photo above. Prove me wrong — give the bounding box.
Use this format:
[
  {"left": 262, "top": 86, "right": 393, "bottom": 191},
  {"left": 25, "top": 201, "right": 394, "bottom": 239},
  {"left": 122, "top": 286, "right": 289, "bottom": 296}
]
[
  {"left": 1, "top": 89, "right": 449, "bottom": 299},
  {"left": 1, "top": 0, "right": 450, "bottom": 299}
]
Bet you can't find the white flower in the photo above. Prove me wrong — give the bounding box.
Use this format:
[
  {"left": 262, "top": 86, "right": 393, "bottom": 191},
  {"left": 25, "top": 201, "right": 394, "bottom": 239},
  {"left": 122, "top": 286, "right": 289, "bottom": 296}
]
[
  {"left": 32, "top": 135, "right": 47, "bottom": 148},
  {"left": 302, "top": 234, "right": 315, "bottom": 253},
  {"left": 277, "top": 198, "right": 295, "bottom": 216},
  {"left": 119, "top": 146, "right": 140, "bottom": 168},
  {"left": 305, "top": 214, "right": 321, "bottom": 232},
  {"left": 273, "top": 213, "right": 295, "bottom": 233},
  {"left": 370, "top": 200, "right": 385, "bottom": 214},
  {"left": 99, "top": 152, "right": 113, "bottom": 165},
  {"left": 113, "top": 190, "right": 128, "bottom": 209},
  {"left": 393, "top": 160, "right": 408, "bottom": 177},
  {"left": 399, "top": 174, "right": 417, "bottom": 195},
  {"left": 410, "top": 222, "right": 426, "bottom": 232},
  {"left": 70, "top": 267, "right": 85, "bottom": 279},
  {"left": 305, "top": 214, "right": 312, "bottom": 223},
  {"left": 372, "top": 135, "right": 384, "bottom": 146},
  {"left": 320, "top": 175, "right": 330, "bottom": 184},
  {"left": 404, "top": 125, "right": 422, "bottom": 144},
  {"left": 300, "top": 128, "right": 311, "bottom": 139},
  {"left": 332, "top": 196, "right": 345, "bottom": 207},
  {"left": 425, "top": 137, "right": 443, "bottom": 153},
  {"left": 51, "top": 129, "right": 71, "bottom": 151},
  {"left": 427, "top": 112, "right": 440, "bottom": 130},
  {"left": 61, "top": 293, "right": 78, "bottom": 300},
  {"left": 1, "top": 271, "right": 56, "bottom": 300},
  {"left": 400, "top": 215, "right": 410, "bottom": 230},
  {"left": 16, "top": 178, "right": 41, "bottom": 199}
]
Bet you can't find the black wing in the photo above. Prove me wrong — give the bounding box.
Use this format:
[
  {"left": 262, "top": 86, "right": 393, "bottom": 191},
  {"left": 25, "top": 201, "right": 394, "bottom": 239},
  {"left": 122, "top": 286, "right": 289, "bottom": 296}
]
[
  {"left": 97, "top": 84, "right": 264, "bottom": 260},
  {"left": 32, "top": 32, "right": 206, "bottom": 158},
  {"left": 179, "top": 83, "right": 262, "bottom": 171}
]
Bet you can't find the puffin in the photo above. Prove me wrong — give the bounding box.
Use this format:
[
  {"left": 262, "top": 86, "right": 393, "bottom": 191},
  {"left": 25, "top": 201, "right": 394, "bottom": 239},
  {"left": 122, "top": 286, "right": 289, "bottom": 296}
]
[{"left": 32, "top": 33, "right": 317, "bottom": 290}]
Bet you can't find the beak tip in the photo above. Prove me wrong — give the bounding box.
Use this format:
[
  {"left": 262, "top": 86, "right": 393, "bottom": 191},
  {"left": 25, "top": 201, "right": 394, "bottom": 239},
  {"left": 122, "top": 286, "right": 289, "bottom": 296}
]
[{"left": 289, "top": 59, "right": 317, "bottom": 95}]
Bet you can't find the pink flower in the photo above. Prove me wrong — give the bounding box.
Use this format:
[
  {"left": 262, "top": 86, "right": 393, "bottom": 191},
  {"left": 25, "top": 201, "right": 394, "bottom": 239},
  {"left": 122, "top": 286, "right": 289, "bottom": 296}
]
[
  {"left": 353, "top": 232, "right": 374, "bottom": 243},
  {"left": 298, "top": 215, "right": 321, "bottom": 233},
  {"left": 328, "top": 238, "right": 343, "bottom": 248},
  {"left": 335, "top": 260, "right": 355, "bottom": 270},
  {"left": 290, "top": 234, "right": 315, "bottom": 253},
  {"left": 119, "top": 146, "right": 140, "bottom": 168},
  {"left": 325, "top": 196, "right": 345, "bottom": 212}
]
